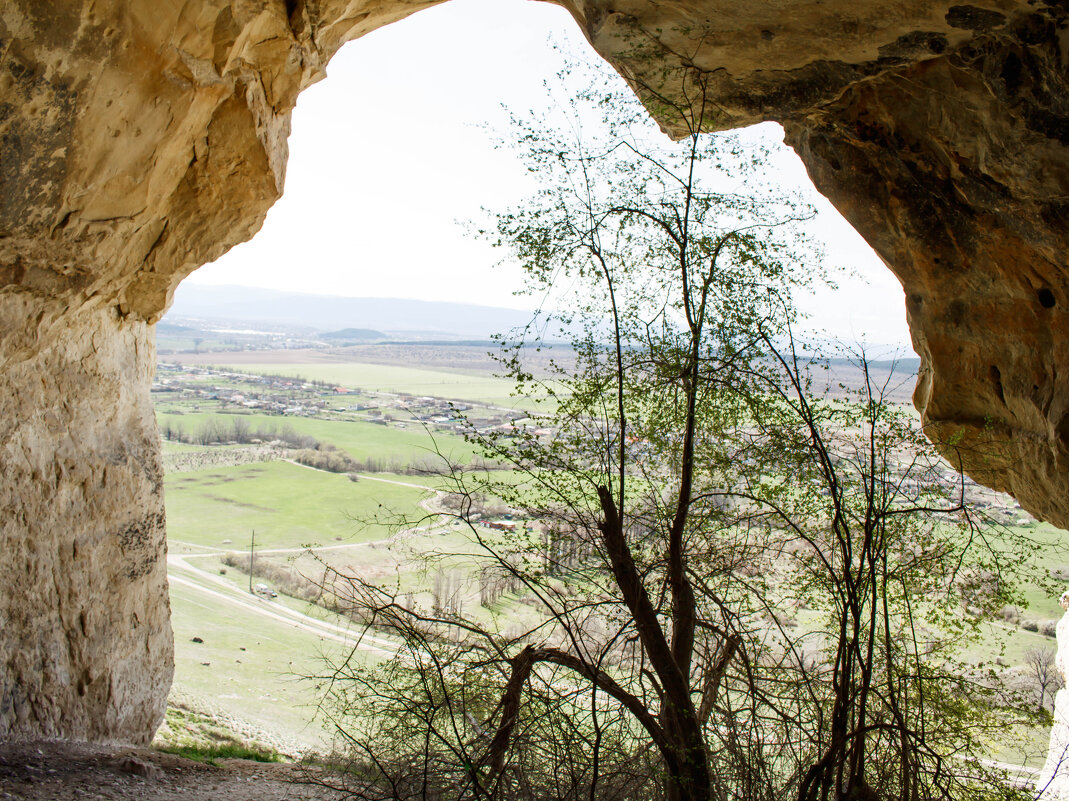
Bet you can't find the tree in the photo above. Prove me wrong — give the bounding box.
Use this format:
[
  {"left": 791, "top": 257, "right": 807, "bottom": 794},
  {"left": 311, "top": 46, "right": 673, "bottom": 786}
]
[
  {"left": 733, "top": 340, "right": 1039, "bottom": 800},
  {"left": 1027, "top": 646, "right": 1058, "bottom": 714},
  {"left": 316, "top": 62, "right": 1037, "bottom": 801}
]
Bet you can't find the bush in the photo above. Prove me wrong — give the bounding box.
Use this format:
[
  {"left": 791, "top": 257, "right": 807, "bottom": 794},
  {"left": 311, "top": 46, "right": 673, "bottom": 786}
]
[
  {"left": 1043, "top": 620, "right": 1058, "bottom": 638},
  {"left": 292, "top": 443, "right": 358, "bottom": 473},
  {"left": 1001, "top": 605, "right": 1020, "bottom": 624},
  {"left": 221, "top": 553, "right": 324, "bottom": 604},
  {"left": 158, "top": 742, "right": 280, "bottom": 765},
  {"left": 1022, "top": 619, "right": 1040, "bottom": 632}
]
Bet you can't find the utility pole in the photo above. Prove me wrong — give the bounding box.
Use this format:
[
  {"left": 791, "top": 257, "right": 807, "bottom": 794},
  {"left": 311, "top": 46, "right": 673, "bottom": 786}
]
[{"left": 249, "top": 529, "right": 255, "bottom": 594}]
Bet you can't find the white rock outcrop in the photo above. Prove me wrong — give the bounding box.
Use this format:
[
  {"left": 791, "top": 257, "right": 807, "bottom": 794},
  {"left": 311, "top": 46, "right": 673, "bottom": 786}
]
[{"left": 1038, "top": 594, "right": 1069, "bottom": 798}]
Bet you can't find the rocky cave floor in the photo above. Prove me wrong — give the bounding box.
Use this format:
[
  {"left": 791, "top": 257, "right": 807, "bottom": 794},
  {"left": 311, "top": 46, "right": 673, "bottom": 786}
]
[{"left": 0, "top": 741, "right": 344, "bottom": 801}]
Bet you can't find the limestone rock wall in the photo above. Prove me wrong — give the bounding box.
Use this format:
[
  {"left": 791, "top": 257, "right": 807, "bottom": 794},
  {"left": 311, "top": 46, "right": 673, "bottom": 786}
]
[
  {"left": 786, "top": 10, "right": 1069, "bottom": 523},
  {"left": 0, "top": 301, "right": 170, "bottom": 744},
  {"left": 2, "top": 0, "right": 1069, "bottom": 744}
]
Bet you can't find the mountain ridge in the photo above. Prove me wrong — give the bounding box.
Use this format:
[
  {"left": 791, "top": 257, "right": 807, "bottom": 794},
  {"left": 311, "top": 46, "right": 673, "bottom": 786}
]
[{"left": 168, "top": 284, "right": 536, "bottom": 339}]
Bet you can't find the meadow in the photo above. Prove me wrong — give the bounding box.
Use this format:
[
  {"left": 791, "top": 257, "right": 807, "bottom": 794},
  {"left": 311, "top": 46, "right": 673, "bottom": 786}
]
[
  {"left": 158, "top": 346, "right": 1069, "bottom": 768},
  {"left": 195, "top": 359, "right": 536, "bottom": 408},
  {"left": 165, "top": 461, "right": 434, "bottom": 551},
  {"left": 168, "top": 569, "right": 368, "bottom": 752},
  {"left": 159, "top": 411, "right": 480, "bottom": 471}
]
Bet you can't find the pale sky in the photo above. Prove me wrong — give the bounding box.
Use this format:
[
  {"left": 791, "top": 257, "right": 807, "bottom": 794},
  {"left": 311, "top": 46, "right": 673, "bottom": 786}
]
[{"left": 187, "top": 0, "right": 912, "bottom": 349}]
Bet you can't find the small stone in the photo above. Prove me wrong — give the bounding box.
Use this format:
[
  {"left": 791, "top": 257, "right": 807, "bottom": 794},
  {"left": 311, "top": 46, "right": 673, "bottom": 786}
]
[{"left": 114, "top": 755, "right": 164, "bottom": 781}]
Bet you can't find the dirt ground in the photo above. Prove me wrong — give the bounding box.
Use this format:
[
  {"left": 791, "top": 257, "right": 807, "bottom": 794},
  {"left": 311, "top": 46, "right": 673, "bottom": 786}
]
[{"left": 0, "top": 741, "right": 343, "bottom": 801}]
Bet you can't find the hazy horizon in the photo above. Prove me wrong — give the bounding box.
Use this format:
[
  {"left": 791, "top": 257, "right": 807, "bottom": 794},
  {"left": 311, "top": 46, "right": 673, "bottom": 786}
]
[{"left": 184, "top": 0, "right": 913, "bottom": 349}]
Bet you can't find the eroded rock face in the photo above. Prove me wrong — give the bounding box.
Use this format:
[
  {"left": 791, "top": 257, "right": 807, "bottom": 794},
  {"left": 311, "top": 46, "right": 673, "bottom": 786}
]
[
  {"left": 1, "top": 0, "right": 1067, "bottom": 742},
  {"left": 0, "top": 301, "right": 170, "bottom": 743},
  {"left": 787, "top": 13, "right": 1069, "bottom": 524}
]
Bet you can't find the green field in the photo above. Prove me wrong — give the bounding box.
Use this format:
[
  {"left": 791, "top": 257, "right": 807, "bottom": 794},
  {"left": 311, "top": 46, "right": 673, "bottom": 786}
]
[
  {"left": 169, "top": 574, "right": 376, "bottom": 752},
  {"left": 209, "top": 361, "right": 545, "bottom": 409},
  {"left": 162, "top": 439, "right": 212, "bottom": 454},
  {"left": 165, "top": 461, "right": 433, "bottom": 550},
  {"left": 158, "top": 411, "right": 482, "bottom": 468},
  {"left": 157, "top": 353, "right": 1069, "bottom": 768}
]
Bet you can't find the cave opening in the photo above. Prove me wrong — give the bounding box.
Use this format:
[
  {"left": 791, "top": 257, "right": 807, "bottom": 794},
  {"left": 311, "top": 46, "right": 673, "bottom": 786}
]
[
  {"left": 156, "top": 0, "right": 913, "bottom": 754},
  {"left": 8, "top": 3, "right": 1068, "bottom": 786}
]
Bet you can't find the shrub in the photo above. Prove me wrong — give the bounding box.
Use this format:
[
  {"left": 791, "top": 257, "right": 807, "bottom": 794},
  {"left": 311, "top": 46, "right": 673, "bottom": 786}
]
[
  {"left": 1043, "top": 620, "right": 1058, "bottom": 638},
  {"left": 221, "top": 553, "right": 324, "bottom": 604},
  {"left": 1022, "top": 619, "right": 1040, "bottom": 632},
  {"left": 292, "top": 443, "right": 358, "bottom": 473},
  {"left": 158, "top": 742, "right": 281, "bottom": 765},
  {"left": 1001, "top": 605, "right": 1020, "bottom": 624}
]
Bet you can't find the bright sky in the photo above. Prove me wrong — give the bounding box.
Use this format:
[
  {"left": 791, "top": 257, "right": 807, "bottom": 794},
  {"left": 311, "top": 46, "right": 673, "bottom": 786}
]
[{"left": 187, "top": 0, "right": 912, "bottom": 349}]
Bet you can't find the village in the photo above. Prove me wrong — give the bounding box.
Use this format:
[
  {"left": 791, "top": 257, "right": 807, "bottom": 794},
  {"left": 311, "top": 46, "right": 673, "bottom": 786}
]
[{"left": 153, "top": 361, "right": 531, "bottom": 439}]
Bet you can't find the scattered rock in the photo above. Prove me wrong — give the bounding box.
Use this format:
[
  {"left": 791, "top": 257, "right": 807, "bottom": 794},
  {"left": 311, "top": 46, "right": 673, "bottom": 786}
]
[{"left": 113, "top": 755, "right": 163, "bottom": 781}]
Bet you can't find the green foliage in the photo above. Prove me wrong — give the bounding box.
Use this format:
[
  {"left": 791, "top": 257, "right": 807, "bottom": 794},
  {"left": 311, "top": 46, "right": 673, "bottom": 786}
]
[
  {"left": 292, "top": 443, "right": 359, "bottom": 474},
  {"left": 158, "top": 741, "right": 281, "bottom": 765},
  {"left": 164, "top": 461, "right": 430, "bottom": 550},
  {"left": 154, "top": 704, "right": 282, "bottom": 765},
  {"left": 317, "top": 56, "right": 1043, "bottom": 801},
  {"left": 159, "top": 410, "right": 478, "bottom": 471}
]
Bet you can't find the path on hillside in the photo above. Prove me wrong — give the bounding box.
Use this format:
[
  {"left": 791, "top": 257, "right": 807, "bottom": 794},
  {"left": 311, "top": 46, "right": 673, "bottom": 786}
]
[
  {"left": 168, "top": 555, "right": 397, "bottom": 655},
  {"left": 165, "top": 475, "right": 457, "bottom": 658}
]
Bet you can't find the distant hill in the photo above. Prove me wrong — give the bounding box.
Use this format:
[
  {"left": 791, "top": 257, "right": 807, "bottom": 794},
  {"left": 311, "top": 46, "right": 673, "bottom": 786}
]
[
  {"left": 167, "top": 284, "right": 534, "bottom": 340},
  {"left": 320, "top": 328, "right": 388, "bottom": 342},
  {"left": 156, "top": 322, "right": 198, "bottom": 335}
]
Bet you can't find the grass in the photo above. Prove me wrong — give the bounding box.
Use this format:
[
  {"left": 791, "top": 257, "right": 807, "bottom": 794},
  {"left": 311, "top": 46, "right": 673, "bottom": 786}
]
[
  {"left": 167, "top": 578, "right": 358, "bottom": 752},
  {"left": 154, "top": 703, "right": 283, "bottom": 763},
  {"left": 165, "top": 460, "right": 432, "bottom": 550},
  {"left": 162, "top": 439, "right": 211, "bottom": 454},
  {"left": 158, "top": 741, "right": 281, "bottom": 765}
]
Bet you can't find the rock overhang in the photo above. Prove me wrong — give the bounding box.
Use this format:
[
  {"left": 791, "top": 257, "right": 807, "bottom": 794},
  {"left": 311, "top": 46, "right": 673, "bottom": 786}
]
[{"left": 1, "top": 0, "right": 1068, "bottom": 743}]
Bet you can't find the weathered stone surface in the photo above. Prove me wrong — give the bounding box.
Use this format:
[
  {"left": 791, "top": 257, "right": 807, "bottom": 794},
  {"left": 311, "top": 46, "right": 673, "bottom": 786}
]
[
  {"left": 0, "top": 301, "right": 171, "bottom": 744},
  {"left": 783, "top": 9, "right": 1069, "bottom": 524},
  {"left": 1, "top": 0, "right": 1067, "bottom": 743}
]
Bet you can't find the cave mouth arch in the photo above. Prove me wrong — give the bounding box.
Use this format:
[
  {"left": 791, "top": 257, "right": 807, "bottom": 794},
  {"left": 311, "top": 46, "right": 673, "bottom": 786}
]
[
  {"left": 183, "top": 0, "right": 904, "bottom": 349},
  {"left": 2, "top": 0, "right": 1067, "bottom": 747},
  {"left": 158, "top": 0, "right": 914, "bottom": 746}
]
